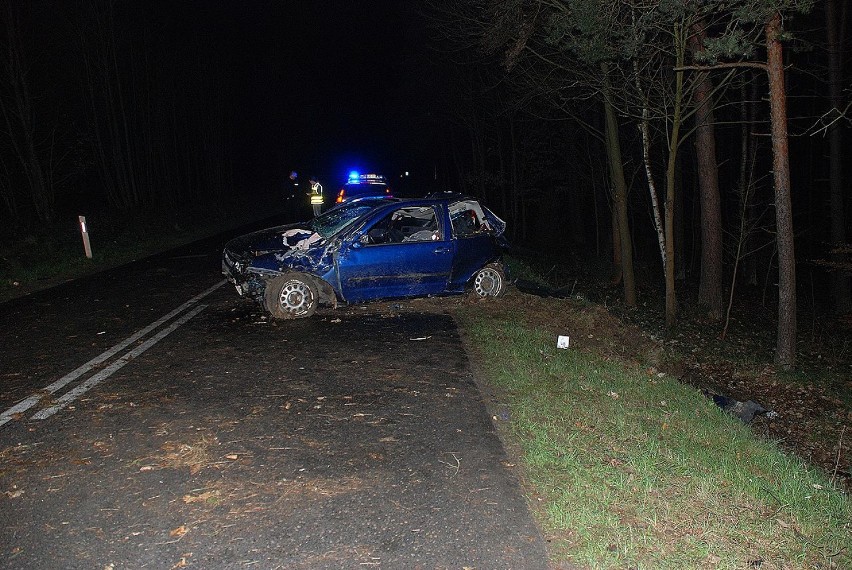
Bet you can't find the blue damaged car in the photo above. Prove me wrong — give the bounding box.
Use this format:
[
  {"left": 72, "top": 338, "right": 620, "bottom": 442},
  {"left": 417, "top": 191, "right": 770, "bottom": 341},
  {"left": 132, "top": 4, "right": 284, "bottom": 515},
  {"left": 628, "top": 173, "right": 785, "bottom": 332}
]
[{"left": 222, "top": 195, "right": 508, "bottom": 319}]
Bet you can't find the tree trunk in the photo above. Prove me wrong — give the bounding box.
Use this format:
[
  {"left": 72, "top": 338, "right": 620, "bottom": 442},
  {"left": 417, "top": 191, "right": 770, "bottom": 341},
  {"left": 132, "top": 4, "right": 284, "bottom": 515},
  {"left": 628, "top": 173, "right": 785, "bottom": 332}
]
[
  {"left": 766, "top": 12, "right": 796, "bottom": 370},
  {"left": 507, "top": 115, "right": 516, "bottom": 223},
  {"left": 825, "top": 0, "right": 851, "bottom": 313},
  {"left": 689, "top": 22, "right": 723, "bottom": 321},
  {"left": 674, "top": 152, "right": 685, "bottom": 282},
  {"left": 739, "top": 78, "right": 760, "bottom": 287},
  {"left": 0, "top": 1, "right": 54, "bottom": 226},
  {"left": 611, "top": 204, "right": 623, "bottom": 285},
  {"left": 602, "top": 62, "right": 636, "bottom": 306},
  {"left": 0, "top": 156, "right": 20, "bottom": 222},
  {"left": 662, "top": 25, "right": 685, "bottom": 329},
  {"left": 634, "top": 64, "right": 666, "bottom": 277}
]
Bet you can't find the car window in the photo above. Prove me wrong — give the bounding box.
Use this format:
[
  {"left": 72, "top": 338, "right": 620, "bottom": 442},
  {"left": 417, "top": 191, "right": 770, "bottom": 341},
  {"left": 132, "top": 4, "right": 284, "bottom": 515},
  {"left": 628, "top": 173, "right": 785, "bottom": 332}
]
[
  {"left": 449, "top": 201, "right": 487, "bottom": 238},
  {"left": 310, "top": 201, "right": 381, "bottom": 238},
  {"left": 365, "top": 206, "right": 441, "bottom": 245}
]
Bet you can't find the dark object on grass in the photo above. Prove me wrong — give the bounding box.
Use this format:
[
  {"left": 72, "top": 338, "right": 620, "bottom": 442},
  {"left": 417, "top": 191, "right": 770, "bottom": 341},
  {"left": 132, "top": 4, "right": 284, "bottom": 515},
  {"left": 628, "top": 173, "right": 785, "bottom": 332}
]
[
  {"left": 710, "top": 394, "right": 773, "bottom": 424},
  {"left": 514, "top": 279, "right": 571, "bottom": 299}
]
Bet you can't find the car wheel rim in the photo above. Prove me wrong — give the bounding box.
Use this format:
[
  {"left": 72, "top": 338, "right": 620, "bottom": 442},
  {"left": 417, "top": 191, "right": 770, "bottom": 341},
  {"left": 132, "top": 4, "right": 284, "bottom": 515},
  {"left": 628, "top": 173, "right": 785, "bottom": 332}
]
[
  {"left": 279, "top": 280, "right": 314, "bottom": 315},
  {"left": 474, "top": 268, "right": 501, "bottom": 297}
]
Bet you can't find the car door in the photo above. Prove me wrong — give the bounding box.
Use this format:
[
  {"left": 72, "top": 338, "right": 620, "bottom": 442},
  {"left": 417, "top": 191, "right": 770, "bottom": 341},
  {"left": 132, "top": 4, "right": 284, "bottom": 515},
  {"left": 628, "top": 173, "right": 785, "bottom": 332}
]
[
  {"left": 448, "top": 200, "right": 502, "bottom": 290},
  {"left": 335, "top": 205, "right": 454, "bottom": 302}
]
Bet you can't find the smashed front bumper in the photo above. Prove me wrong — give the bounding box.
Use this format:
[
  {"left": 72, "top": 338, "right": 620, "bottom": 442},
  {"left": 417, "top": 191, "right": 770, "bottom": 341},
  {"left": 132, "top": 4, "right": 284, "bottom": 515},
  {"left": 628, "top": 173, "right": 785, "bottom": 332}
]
[
  {"left": 222, "top": 249, "right": 280, "bottom": 300},
  {"left": 222, "top": 249, "right": 251, "bottom": 296}
]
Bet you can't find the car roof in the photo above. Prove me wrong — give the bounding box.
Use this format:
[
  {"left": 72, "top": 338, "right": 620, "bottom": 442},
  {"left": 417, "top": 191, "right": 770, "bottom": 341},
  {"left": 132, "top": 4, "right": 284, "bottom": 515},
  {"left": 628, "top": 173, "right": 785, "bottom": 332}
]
[
  {"left": 423, "top": 191, "right": 469, "bottom": 200},
  {"left": 324, "top": 195, "right": 399, "bottom": 211},
  {"left": 331, "top": 194, "right": 479, "bottom": 214},
  {"left": 372, "top": 196, "right": 482, "bottom": 211}
]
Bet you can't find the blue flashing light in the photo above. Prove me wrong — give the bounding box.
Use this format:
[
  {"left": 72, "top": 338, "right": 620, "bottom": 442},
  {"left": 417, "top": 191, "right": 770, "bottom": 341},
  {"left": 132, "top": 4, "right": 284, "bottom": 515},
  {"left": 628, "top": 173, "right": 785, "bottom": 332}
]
[{"left": 346, "top": 171, "right": 387, "bottom": 185}]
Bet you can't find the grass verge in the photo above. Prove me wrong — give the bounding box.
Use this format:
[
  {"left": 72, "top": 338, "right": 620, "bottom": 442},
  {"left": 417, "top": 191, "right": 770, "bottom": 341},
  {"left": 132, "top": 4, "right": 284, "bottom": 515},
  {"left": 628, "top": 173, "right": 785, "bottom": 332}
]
[{"left": 453, "top": 293, "right": 851, "bottom": 569}]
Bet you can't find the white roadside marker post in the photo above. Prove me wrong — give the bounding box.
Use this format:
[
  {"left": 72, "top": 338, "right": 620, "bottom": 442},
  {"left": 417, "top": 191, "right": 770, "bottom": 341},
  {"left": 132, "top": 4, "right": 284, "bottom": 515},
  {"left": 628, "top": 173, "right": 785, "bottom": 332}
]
[{"left": 79, "top": 215, "right": 93, "bottom": 259}]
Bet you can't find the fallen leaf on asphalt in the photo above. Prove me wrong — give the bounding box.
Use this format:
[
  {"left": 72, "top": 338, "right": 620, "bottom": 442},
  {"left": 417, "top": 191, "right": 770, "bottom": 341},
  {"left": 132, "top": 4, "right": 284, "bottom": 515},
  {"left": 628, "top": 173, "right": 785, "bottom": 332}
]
[
  {"left": 183, "top": 490, "right": 220, "bottom": 504},
  {"left": 170, "top": 525, "right": 189, "bottom": 538}
]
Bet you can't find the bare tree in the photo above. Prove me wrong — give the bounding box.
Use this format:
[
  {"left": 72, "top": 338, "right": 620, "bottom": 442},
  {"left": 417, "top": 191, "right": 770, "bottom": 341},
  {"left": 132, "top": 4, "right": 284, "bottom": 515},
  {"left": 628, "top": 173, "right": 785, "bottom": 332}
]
[
  {"left": 465, "top": 0, "right": 639, "bottom": 306},
  {"left": 824, "top": 0, "right": 851, "bottom": 313},
  {"left": 602, "top": 61, "right": 637, "bottom": 306},
  {"left": 0, "top": 0, "right": 54, "bottom": 226},
  {"left": 78, "top": 0, "right": 138, "bottom": 211},
  {"left": 608, "top": 2, "right": 738, "bottom": 327}
]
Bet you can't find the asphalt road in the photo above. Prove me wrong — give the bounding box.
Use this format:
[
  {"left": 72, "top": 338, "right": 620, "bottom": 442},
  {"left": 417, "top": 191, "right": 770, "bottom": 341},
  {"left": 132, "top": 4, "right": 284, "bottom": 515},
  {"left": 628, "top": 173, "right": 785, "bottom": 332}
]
[{"left": 0, "top": 233, "right": 550, "bottom": 569}]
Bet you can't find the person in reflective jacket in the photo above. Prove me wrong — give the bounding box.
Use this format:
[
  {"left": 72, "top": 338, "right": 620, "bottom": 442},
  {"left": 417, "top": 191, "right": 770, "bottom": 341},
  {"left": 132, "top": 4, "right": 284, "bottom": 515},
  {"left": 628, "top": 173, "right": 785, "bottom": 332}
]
[{"left": 308, "top": 176, "right": 323, "bottom": 217}]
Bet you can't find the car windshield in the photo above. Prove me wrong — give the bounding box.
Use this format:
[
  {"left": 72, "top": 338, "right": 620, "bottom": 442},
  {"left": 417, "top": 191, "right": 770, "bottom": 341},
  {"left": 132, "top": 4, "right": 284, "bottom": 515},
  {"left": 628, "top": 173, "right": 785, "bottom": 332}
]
[{"left": 309, "top": 200, "right": 384, "bottom": 238}]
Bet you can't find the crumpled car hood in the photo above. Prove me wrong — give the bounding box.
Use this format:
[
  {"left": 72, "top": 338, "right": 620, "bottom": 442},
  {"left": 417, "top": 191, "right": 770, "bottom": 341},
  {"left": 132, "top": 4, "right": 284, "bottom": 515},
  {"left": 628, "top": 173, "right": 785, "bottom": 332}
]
[{"left": 225, "top": 222, "right": 321, "bottom": 258}]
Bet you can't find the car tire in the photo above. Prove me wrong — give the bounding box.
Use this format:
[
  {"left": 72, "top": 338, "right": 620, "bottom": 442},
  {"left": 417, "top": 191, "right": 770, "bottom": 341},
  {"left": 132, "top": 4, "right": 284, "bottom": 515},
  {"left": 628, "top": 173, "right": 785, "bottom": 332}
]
[
  {"left": 264, "top": 273, "right": 319, "bottom": 319},
  {"left": 472, "top": 263, "right": 506, "bottom": 298}
]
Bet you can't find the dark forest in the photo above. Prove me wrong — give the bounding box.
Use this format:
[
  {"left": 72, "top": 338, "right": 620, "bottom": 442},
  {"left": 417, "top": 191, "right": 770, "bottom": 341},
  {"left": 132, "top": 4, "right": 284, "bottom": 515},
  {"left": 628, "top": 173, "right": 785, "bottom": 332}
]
[{"left": 1, "top": 0, "right": 850, "bottom": 370}]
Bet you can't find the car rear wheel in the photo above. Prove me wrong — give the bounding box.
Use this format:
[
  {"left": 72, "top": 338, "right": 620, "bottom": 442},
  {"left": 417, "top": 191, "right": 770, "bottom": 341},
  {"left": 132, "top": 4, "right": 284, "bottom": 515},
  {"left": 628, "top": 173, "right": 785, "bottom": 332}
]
[
  {"left": 264, "top": 273, "right": 319, "bottom": 319},
  {"left": 472, "top": 263, "right": 506, "bottom": 298}
]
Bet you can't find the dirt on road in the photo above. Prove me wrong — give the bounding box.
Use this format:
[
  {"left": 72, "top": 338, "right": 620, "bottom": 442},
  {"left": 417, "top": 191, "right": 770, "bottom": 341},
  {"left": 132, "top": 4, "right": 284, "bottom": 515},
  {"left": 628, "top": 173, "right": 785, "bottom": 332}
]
[
  {"left": 0, "top": 284, "right": 550, "bottom": 570},
  {"left": 2, "top": 239, "right": 848, "bottom": 570}
]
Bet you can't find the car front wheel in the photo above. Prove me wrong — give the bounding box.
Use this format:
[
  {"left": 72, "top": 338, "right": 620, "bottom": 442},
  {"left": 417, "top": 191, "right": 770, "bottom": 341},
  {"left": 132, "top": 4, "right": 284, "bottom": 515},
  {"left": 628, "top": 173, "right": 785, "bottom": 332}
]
[
  {"left": 472, "top": 263, "right": 506, "bottom": 298},
  {"left": 264, "top": 273, "right": 319, "bottom": 319}
]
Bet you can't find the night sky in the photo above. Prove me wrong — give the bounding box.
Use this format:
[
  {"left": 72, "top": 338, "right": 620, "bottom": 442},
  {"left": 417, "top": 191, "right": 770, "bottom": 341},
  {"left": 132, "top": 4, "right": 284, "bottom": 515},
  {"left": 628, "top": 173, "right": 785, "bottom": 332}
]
[
  {"left": 1, "top": 0, "right": 448, "bottom": 225},
  {"left": 166, "top": 1, "right": 437, "bottom": 190}
]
